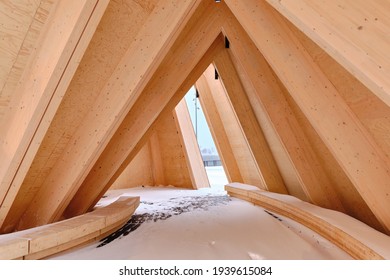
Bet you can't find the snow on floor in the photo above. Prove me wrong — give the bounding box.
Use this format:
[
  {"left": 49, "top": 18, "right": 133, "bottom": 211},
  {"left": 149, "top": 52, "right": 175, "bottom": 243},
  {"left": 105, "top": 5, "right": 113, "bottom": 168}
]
[{"left": 49, "top": 167, "right": 353, "bottom": 260}]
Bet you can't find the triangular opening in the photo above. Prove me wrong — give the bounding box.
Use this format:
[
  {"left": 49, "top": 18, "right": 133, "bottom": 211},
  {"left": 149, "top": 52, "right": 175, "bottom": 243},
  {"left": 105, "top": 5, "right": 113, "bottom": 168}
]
[{"left": 184, "top": 86, "right": 228, "bottom": 190}]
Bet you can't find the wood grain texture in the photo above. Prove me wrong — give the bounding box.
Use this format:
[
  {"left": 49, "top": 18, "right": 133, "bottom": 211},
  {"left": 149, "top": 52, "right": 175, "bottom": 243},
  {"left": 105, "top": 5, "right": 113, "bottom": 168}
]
[
  {"left": 220, "top": 5, "right": 345, "bottom": 211},
  {"left": 0, "top": 0, "right": 110, "bottom": 233},
  {"left": 173, "top": 99, "right": 210, "bottom": 189},
  {"left": 226, "top": 183, "right": 386, "bottom": 260},
  {"left": 214, "top": 49, "right": 287, "bottom": 194},
  {"left": 225, "top": 0, "right": 390, "bottom": 233},
  {"left": 196, "top": 75, "right": 243, "bottom": 183},
  {"left": 266, "top": 0, "right": 390, "bottom": 107}
]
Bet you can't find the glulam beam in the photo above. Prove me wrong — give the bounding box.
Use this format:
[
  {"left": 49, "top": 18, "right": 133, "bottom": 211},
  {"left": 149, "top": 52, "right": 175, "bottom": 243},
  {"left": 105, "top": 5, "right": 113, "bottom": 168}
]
[
  {"left": 0, "top": 0, "right": 110, "bottom": 231},
  {"left": 220, "top": 6, "right": 345, "bottom": 211},
  {"left": 196, "top": 76, "right": 243, "bottom": 183},
  {"left": 173, "top": 99, "right": 210, "bottom": 189},
  {"left": 16, "top": 0, "right": 206, "bottom": 230},
  {"left": 199, "top": 66, "right": 266, "bottom": 188},
  {"left": 60, "top": 25, "right": 225, "bottom": 218},
  {"left": 225, "top": 0, "right": 390, "bottom": 232},
  {"left": 266, "top": 0, "right": 390, "bottom": 108},
  {"left": 213, "top": 51, "right": 287, "bottom": 194}
]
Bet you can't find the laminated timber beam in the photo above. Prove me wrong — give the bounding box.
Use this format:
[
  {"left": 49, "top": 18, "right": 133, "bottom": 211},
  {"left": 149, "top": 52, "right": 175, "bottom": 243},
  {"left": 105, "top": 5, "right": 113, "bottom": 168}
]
[
  {"left": 213, "top": 51, "right": 288, "bottom": 194},
  {"left": 0, "top": 0, "right": 110, "bottom": 230},
  {"left": 58, "top": 16, "right": 226, "bottom": 219},
  {"left": 198, "top": 66, "right": 266, "bottom": 188},
  {"left": 265, "top": 0, "right": 390, "bottom": 108},
  {"left": 15, "top": 0, "right": 207, "bottom": 230},
  {"left": 220, "top": 6, "right": 345, "bottom": 211},
  {"left": 224, "top": 0, "right": 390, "bottom": 233},
  {"left": 196, "top": 76, "right": 243, "bottom": 183},
  {"left": 173, "top": 99, "right": 210, "bottom": 189}
]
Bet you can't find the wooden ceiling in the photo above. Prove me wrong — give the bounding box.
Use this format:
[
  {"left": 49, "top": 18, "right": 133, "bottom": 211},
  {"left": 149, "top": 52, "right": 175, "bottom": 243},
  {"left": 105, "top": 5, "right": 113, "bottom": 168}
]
[{"left": 0, "top": 0, "right": 389, "bottom": 235}]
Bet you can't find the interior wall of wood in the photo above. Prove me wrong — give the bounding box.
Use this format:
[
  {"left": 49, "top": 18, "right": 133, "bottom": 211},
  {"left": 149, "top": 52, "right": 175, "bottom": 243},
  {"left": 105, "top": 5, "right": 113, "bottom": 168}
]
[
  {"left": 154, "top": 112, "right": 194, "bottom": 189},
  {"left": 110, "top": 144, "right": 154, "bottom": 190}
]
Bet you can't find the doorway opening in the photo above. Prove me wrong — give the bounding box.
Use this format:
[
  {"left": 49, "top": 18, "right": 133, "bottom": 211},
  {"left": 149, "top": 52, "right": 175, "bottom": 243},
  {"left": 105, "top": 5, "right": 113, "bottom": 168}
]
[{"left": 184, "top": 87, "right": 228, "bottom": 190}]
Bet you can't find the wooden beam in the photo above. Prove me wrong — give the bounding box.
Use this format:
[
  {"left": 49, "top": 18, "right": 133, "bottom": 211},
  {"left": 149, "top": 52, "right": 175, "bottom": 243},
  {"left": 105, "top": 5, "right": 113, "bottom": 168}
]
[
  {"left": 173, "top": 99, "right": 210, "bottom": 189},
  {"left": 16, "top": 0, "right": 207, "bottom": 230},
  {"left": 0, "top": 0, "right": 110, "bottom": 231},
  {"left": 60, "top": 36, "right": 226, "bottom": 217},
  {"left": 265, "top": 0, "right": 390, "bottom": 108},
  {"left": 225, "top": 0, "right": 390, "bottom": 232},
  {"left": 199, "top": 65, "right": 266, "bottom": 188},
  {"left": 196, "top": 77, "right": 243, "bottom": 183},
  {"left": 214, "top": 50, "right": 287, "bottom": 194},
  {"left": 220, "top": 7, "right": 345, "bottom": 211}
]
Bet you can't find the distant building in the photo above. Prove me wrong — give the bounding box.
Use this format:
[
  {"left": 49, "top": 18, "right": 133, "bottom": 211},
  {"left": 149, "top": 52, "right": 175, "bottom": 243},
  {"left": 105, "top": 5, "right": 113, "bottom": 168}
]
[{"left": 202, "top": 154, "right": 221, "bottom": 167}]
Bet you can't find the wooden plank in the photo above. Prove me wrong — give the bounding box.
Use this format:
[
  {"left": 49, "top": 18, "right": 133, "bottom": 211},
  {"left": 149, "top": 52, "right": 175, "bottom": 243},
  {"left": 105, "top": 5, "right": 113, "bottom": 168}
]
[
  {"left": 220, "top": 7, "right": 345, "bottom": 211},
  {"left": 214, "top": 49, "right": 287, "bottom": 194},
  {"left": 196, "top": 76, "right": 243, "bottom": 183},
  {"left": 224, "top": 0, "right": 390, "bottom": 233},
  {"left": 173, "top": 99, "right": 210, "bottom": 189},
  {"left": 0, "top": 237, "right": 29, "bottom": 260},
  {"left": 16, "top": 0, "right": 206, "bottom": 230},
  {"left": 0, "top": 0, "right": 110, "bottom": 232},
  {"left": 265, "top": 0, "right": 390, "bottom": 108},
  {"left": 0, "top": 196, "right": 138, "bottom": 259},
  {"left": 225, "top": 183, "right": 386, "bottom": 260},
  {"left": 60, "top": 27, "right": 225, "bottom": 217}
]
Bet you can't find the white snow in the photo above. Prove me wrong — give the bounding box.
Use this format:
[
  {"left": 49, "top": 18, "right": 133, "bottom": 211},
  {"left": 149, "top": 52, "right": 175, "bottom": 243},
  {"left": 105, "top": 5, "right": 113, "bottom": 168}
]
[{"left": 47, "top": 166, "right": 390, "bottom": 260}]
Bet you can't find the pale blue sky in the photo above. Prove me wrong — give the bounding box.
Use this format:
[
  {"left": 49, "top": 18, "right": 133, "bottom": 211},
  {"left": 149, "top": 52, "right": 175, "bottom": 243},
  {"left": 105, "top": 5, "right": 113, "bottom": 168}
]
[{"left": 184, "top": 87, "right": 217, "bottom": 154}]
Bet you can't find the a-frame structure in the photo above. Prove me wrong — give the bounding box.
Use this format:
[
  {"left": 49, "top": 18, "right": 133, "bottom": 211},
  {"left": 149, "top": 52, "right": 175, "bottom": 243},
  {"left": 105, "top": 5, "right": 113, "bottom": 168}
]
[{"left": 1, "top": 0, "right": 390, "bottom": 240}]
